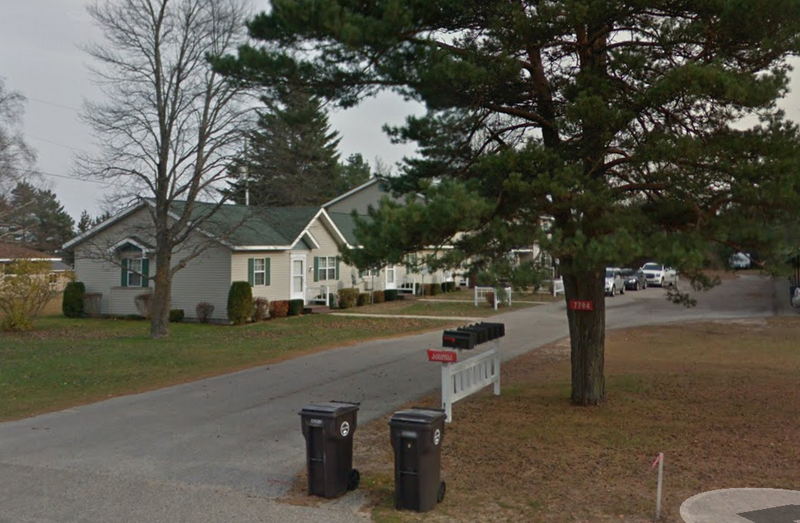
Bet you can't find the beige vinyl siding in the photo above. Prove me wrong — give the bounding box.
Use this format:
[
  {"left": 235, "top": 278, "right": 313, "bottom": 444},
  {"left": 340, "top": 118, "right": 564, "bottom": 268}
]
[
  {"left": 326, "top": 181, "right": 399, "bottom": 215},
  {"left": 72, "top": 207, "right": 232, "bottom": 319},
  {"left": 170, "top": 241, "right": 230, "bottom": 320},
  {"left": 231, "top": 251, "right": 293, "bottom": 301}
]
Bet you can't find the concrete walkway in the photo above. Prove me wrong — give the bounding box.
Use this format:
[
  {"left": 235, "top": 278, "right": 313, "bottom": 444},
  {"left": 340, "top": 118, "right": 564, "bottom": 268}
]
[{"left": 0, "top": 274, "right": 791, "bottom": 522}]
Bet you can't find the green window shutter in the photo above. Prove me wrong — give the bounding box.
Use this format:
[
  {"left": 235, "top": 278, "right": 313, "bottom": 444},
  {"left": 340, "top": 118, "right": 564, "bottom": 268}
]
[
  {"left": 141, "top": 258, "right": 150, "bottom": 287},
  {"left": 247, "top": 258, "right": 255, "bottom": 286},
  {"left": 313, "top": 257, "right": 319, "bottom": 282},
  {"left": 335, "top": 257, "right": 340, "bottom": 280},
  {"left": 121, "top": 258, "right": 128, "bottom": 287},
  {"left": 264, "top": 258, "right": 271, "bottom": 286}
]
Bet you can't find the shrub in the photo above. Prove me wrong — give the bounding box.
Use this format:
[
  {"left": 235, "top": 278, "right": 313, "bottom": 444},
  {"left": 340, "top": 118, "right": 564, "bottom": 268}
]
[
  {"left": 0, "top": 260, "right": 53, "bottom": 332},
  {"left": 288, "top": 299, "right": 304, "bottom": 316},
  {"left": 431, "top": 283, "right": 442, "bottom": 295},
  {"left": 270, "top": 300, "right": 289, "bottom": 318},
  {"left": 357, "top": 292, "right": 371, "bottom": 306},
  {"left": 443, "top": 281, "right": 456, "bottom": 292},
  {"left": 134, "top": 293, "right": 151, "bottom": 318},
  {"left": 83, "top": 293, "right": 103, "bottom": 317},
  {"left": 62, "top": 281, "right": 85, "bottom": 318},
  {"left": 372, "top": 290, "right": 385, "bottom": 303},
  {"left": 169, "top": 309, "right": 184, "bottom": 322},
  {"left": 384, "top": 289, "right": 399, "bottom": 301},
  {"left": 253, "top": 298, "right": 269, "bottom": 321},
  {"left": 227, "top": 281, "right": 253, "bottom": 325},
  {"left": 196, "top": 302, "right": 215, "bottom": 323},
  {"left": 485, "top": 291, "right": 496, "bottom": 307},
  {"left": 338, "top": 288, "right": 359, "bottom": 309}
]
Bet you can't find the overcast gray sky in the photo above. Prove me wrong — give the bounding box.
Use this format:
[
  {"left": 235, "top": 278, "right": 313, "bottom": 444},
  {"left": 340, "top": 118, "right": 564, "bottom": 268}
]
[
  {"left": 3, "top": 1, "right": 800, "bottom": 222},
  {"left": 0, "top": 0, "right": 421, "bottom": 220}
]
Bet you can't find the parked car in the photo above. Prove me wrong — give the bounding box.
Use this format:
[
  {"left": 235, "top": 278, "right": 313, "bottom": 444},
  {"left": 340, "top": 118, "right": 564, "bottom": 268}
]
[
  {"left": 620, "top": 268, "right": 647, "bottom": 291},
  {"left": 605, "top": 268, "right": 625, "bottom": 296},
  {"left": 640, "top": 262, "right": 678, "bottom": 287},
  {"left": 729, "top": 252, "right": 752, "bottom": 269}
]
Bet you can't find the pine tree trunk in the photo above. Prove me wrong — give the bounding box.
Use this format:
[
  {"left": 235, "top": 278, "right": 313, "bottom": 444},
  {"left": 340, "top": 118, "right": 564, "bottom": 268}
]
[
  {"left": 149, "top": 246, "right": 172, "bottom": 339},
  {"left": 562, "top": 267, "right": 606, "bottom": 405}
]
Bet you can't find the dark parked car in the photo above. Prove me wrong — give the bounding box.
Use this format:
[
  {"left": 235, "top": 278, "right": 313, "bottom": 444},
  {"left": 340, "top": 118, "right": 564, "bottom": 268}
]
[{"left": 620, "top": 268, "right": 647, "bottom": 291}]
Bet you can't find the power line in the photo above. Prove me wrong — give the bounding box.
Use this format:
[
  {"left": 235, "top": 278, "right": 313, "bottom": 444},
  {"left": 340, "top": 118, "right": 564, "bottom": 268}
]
[
  {"left": 28, "top": 135, "right": 90, "bottom": 154},
  {"left": 26, "top": 96, "right": 82, "bottom": 113}
]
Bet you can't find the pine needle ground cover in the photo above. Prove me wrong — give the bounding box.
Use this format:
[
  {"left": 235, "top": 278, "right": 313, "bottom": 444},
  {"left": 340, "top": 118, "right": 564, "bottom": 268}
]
[
  {"left": 0, "top": 315, "right": 452, "bottom": 421},
  {"left": 347, "top": 318, "right": 800, "bottom": 521}
]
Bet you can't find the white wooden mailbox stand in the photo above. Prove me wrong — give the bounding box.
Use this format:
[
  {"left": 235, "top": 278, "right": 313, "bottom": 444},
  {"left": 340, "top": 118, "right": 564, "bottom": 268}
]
[{"left": 440, "top": 340, "right": 501, "bottom": 422}]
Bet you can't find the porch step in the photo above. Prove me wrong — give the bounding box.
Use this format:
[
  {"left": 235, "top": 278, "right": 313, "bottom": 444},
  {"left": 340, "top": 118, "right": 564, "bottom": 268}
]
[{"left": 304, "top": 305, "right": 332, "bottom": 314}]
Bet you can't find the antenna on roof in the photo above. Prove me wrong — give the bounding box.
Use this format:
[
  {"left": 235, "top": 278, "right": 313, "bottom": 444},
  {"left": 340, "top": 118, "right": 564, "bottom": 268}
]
[{"left": 242, "top": 138, "right": 250, "bottom": 206}]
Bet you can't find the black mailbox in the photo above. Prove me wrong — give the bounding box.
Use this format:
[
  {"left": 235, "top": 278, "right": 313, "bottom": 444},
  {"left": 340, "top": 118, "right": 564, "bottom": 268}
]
[
  {"left": 458, "top": 324, "right": 489, "bottom": 345},
  {"left": 442, "top": 330, "right": 476, "bottom": 350},
  {"left": 481, "top": 322, "right": 506, "bottom": 340}
]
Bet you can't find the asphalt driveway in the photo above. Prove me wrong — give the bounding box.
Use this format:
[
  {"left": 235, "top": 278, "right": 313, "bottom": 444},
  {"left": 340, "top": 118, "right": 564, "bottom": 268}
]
[{"left": 0, "top": 274, "right": 789, "bottom": 522}]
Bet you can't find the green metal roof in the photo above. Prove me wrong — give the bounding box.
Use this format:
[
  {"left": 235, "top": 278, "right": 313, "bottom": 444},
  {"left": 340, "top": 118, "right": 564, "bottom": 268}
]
[{"left": 170, "top": 201, "right": 320, "bottom": 248}]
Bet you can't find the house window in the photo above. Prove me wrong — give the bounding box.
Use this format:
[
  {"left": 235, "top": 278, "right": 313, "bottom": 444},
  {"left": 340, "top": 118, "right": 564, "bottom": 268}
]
[
  {"left": 247, "top": 257, "right": 271, "bottom": 286},
  {"left": 128, "top": 258, "right": 143, "bottom": 287},
  {"left": 253, "top": 258, "right": 266, "bottom": 285},
  {"left": 121, "top": 257, "right": 148, "bottom": 288},
  {"left": 317, "top": 256, "right": 337, "bottom": 281}
]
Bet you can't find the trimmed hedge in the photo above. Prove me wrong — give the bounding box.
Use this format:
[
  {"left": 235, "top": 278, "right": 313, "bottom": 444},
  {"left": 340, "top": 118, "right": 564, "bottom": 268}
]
[
  {"left": 62, "top": 281, "right": 85, "bottom": 318},
  {"left": 169, "top": 309, "right": 185, "bottom": 322},
  {"left": 372, "top": 290, "right": 385, "bottom": 303},
  {"left": 288, "top": 299, "right": 304, "bottom": 316},
  {"left": 270, "top": 300, "right": 289, "bottom": 318},
  {"left": 338, "top": 288, "right": 359, "bottom": 309},
  {"left": 227, "top": 281, "right": 252, "bottom": 325},
  {"left": 357, "top": 292, "right": 371, "bottom": 306},
  {"left": 442, "top": 281, "right": 456, "bottom": 292},
  {"left": 384, "top": 289, "right": 399, "bottom": 301}
]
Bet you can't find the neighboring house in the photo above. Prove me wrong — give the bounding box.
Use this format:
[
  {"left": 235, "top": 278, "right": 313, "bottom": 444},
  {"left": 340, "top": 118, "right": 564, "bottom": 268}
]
[
  {"left": 0, "top": 242, "right": 71, "bottom": 291},
  {"left": 324, "top": 178, "right": 458, "bottom": 293},
  {"left": 64, "top": 200, "right": 359, "bottom": 320}
]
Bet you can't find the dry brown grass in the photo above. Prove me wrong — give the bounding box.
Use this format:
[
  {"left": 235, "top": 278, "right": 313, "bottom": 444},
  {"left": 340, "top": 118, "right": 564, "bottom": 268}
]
[{"left": 296, "top": 317, "right": 800, "bottom": 521}]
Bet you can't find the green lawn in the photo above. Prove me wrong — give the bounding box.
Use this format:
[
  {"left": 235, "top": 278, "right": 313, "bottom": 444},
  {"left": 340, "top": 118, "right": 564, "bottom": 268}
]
[
  {"left": 344, "top": 295, "right": 542, "bottom": 317},
  {"left": 0, "top": 314, "right": 451, "bottom": 421},
  {"left": 421, "top": 288, "right": 559, "bottom": 303}
]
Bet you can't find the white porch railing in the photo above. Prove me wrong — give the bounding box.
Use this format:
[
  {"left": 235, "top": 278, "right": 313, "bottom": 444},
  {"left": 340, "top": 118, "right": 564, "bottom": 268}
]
[
  {"left": 552, "top": 277, "right": 564, "bottom": 297},
  {"left": 473, "top": 286, "right": 512, "bottom": 310},
  {"left": 441, "top": 342, "right": 501, "bottom": 422},
  {"left": 307, "top": 284, "right": 334, "bottom": 306}
]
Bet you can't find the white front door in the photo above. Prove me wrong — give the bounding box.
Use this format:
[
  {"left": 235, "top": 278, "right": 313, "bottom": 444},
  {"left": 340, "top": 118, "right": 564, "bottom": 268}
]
[
  {"left": 385, "top": 265, "right": 397, "bottom": 290},
  {"left": 291, "top": 255, "right": 306, "bottom": 302}
]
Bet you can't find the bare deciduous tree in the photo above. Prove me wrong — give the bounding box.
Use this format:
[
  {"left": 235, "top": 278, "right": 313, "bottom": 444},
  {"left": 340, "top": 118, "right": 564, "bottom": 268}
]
[
  {"left": 0, "top": 78, "right": 38, "bottom": 239},
  {"left": 79, "top": 0, "right": 249, "bottom": 338}
]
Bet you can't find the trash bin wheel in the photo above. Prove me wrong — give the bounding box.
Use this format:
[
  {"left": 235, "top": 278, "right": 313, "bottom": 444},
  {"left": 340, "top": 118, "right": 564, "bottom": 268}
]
[
  {"left": 437, "top": 480, "right": 446, "bottom": 503},
  {"left": 347, "top": 469, "right": 360, "bottom": 491}
]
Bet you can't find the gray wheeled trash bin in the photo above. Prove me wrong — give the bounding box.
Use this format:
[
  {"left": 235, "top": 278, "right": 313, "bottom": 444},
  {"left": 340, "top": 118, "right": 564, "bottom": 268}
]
[
  {"left": 299, "top": 401, "right": 360, "bottom": 498},
  {"left": 389, "top": 408, "right": 446, "bottom": 511}
]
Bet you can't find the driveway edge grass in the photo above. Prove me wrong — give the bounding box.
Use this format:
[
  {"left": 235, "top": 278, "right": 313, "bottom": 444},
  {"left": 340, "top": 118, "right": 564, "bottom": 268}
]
[{"left": 0, "top": 314, "right": 457, "bottom": 422}]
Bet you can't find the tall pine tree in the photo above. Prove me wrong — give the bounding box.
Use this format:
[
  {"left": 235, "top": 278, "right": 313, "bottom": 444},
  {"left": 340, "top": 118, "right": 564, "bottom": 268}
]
[
  {"left": 228, "top": 86, "right": 342, "bottom": 206},
  {"left": 4, "top": 181, "right": 74, "bottom": 253},
  {"left": 217, "top": 0, "right": 800, "bottom": 404}
]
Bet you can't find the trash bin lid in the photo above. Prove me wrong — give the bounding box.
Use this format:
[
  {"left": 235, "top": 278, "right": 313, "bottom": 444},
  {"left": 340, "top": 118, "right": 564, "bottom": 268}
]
[
  {"left": 390, "top": 408, "right": 445, "bottom": 425},
  {"left": 299, "top": 401, "right": 359, "bottom": 417}
]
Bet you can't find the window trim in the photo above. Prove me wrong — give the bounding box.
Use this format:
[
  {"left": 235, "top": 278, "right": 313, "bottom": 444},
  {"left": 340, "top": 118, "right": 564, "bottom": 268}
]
[{"left": 317, "top": 256, "right": 337, "bottom": 281}]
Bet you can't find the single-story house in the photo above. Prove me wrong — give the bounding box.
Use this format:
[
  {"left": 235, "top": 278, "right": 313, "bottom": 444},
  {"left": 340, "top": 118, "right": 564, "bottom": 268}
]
[{"left": 0, "top": 242, "right": 72, "bottom": 291}]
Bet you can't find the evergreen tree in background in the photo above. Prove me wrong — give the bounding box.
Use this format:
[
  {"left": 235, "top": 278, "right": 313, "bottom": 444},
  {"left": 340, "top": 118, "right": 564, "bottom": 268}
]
[
  {"left": 217, "top": 0, "right": 800, "bottom": 404},
  {"left": 77, "top": 210, "right": 93, "bottom": 234},
  {"left": 227, "top": 86, "right": 343, "bottom": 206},
  {"left": 336, "top": 153, "right": 371, "bottom": 194},
  {"left": 2, "top": 181, "right": 74, "bottom": 252}
]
